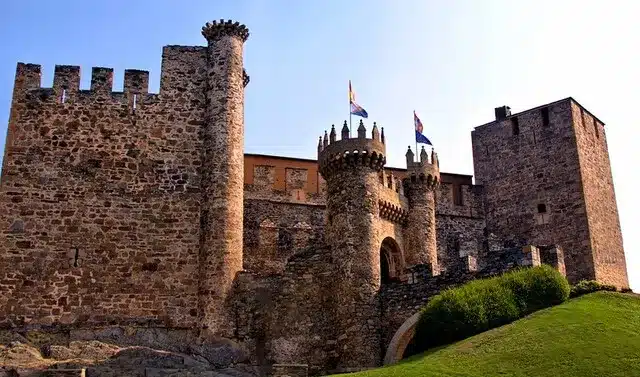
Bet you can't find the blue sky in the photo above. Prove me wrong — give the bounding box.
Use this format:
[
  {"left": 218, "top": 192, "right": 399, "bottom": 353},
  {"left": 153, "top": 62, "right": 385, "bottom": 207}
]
[{"left": 1, "top": 1, "right": 638, "bottom": 288}]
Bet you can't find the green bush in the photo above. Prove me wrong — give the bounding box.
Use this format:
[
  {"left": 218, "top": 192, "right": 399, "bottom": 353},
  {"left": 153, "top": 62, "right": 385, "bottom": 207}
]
[
  {"left": 501, "top": 265, "right": 571, "bottom": 314},
  {"left": 570, "top": 280, "right": 617, "bottom": 298},
  {"left": 413, "top": 265, "right": 569, "bottom": 352}
]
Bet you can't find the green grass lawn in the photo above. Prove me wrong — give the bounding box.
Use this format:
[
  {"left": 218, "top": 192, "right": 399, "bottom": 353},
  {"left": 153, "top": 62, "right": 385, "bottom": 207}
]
[{"left": 335, "top": 292, "right": 640, "bottom": 377}]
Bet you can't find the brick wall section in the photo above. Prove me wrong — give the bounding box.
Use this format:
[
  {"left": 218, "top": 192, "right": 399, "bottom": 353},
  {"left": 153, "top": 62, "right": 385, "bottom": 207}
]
[
  {"left": 571, "top": 102, "right": 628, "bottom": 287},
  {"left": 0, "top": 47, "right": 208, "bottom": 327},
  {"left": 471, "top": 98, "right": 608, "bottom": 284}
]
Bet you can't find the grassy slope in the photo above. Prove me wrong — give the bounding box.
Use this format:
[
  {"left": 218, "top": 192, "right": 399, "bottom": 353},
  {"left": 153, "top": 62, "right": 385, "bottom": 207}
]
[{"left": 338, "top": 292, "right": 640, "bottom": 377}]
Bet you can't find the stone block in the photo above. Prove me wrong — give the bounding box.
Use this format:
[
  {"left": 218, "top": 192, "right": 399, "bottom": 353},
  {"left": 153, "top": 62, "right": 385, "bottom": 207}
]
[
  {"left": 521, "top": 245, "right": 541, "bottom": 267},
  {"left": 271, "top": 364, "right": 308, "bottom": 377}
]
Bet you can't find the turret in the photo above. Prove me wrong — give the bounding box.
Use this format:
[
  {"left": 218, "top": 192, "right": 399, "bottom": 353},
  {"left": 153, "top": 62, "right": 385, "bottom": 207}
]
[
  {"left": 403, "top": 146, "right": 440, "bottom": 274},
  {"left": 198, "top": 19, "right": 249, "bottom": 336},
  {"left": 317, "top": 120, "right": 385, "bottom": 368}
]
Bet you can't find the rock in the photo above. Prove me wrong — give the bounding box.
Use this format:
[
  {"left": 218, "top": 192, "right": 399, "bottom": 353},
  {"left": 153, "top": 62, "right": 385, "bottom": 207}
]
[
  {"left": 0, "top": 342, "right": 47, "bottom": 369},
  {"left": 49, "top": 341, "right": 119, "bottom": 361},
  {"left": 188, "top": 339, "right": 248, "bottom": 369}
]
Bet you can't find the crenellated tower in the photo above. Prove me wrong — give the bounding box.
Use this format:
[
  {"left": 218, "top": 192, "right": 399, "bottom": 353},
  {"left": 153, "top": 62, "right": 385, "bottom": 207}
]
[
  {"left": 317, "top": 119, "right": 386, "bottom": 368},
  {"left": 403, "top": 146, "right": 440, "bottom": 274},
  {"left": 199, "top": 20, "right": 249, "bottom": 335}
]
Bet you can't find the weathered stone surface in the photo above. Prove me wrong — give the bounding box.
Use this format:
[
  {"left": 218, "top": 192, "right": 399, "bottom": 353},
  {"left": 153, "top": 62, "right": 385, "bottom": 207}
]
[
  {"left": 48, "top": 341, "right": 119, "bottom": 361},
  {"left": 0, "top": 17, "right": 628, "bottom": 377},
  {"left": 471, "top": 98, "right": 628, "bottom": 287}
]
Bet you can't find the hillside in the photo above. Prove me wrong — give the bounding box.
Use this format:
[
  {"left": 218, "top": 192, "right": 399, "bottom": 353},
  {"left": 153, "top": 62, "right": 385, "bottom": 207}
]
[{"left": 336, "top": 292, "right": 640, "bottom": 377}]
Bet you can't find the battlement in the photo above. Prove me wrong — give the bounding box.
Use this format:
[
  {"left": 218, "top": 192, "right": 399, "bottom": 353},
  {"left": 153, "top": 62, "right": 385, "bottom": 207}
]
[
  {"left": 317, "top": 120, "right": 386, "bottom": 178},
  {"left": 12, "top": 62, "right": 156, "bottom": 105},
  {"left": 404, "top": 146, "right": 440, "bottom": 189},
  {"left": 202, "top": 19, "right": 250, "bottom": 42},
  {"left": 378, "top": 169, "right": 408, "bottom": 208}
]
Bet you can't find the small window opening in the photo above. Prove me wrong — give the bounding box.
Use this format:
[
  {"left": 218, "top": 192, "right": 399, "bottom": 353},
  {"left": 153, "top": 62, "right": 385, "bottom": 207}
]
[
  {"left": 537, "top": 203, "right": 547, "bottom": 214},
  {"left": 61, "top": 88, "right": 67, "bottom": 103},
  {"left": 541, "top": 107, "right": 549, "bottom": 127},
  {"left": 511, "top": 117, "right": 520, "bottom": 135},
  {"left": 133, "top": 94, "right": 138, "bottom": 110},
  {"left": 593, "top": 117, "right": 600, "bottom": 139},
  {"left": 581, "top": 108, "right": 586, "bottom": 129},
  {"left": 452, "top": 184, "right": 463, "bottom": 206},
  {"left": 73, "top": 248, "right": 79, "bottom": 267}
]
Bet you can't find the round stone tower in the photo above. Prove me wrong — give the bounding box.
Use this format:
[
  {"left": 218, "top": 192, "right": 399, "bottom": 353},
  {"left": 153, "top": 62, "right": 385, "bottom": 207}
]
[
  {"left": 198, "top": 20, "right": 249, "bottom": 335},
  {"left": 403, "top": 146, "right": 440, "bottom": 274},
  {"left": 318, "top": 120, "right": 386, "bottom": 368}
]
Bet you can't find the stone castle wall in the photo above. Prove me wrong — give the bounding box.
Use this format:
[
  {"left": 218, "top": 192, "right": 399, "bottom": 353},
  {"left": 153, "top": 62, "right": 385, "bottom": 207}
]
[
  {"left": 1, "top": 47, "right": 210, "bottom": 328},
  {"left": 0, "top": 16, "right": 629, "bottom": 373},
  {"left": 470, "top": 98, "right": 628, "bottom": 285},
  {"left": 242, "top": 159, "right": 486, "bottom": 277},
  {"left": 570, "top": 102, "right": 628, "bottom": 287}
]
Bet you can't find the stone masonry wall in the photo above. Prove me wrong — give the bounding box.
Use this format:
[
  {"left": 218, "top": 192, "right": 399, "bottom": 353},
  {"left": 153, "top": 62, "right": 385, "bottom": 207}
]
[
  {"left": 241, "top": 158, "right": 485, "bottom": 280},
  {"left": 198, "top": 22, "right": 248, "bottom": 335},
  {"left": 471, "top": 99, "right": 595, "bottom": 284},
  {"left": 230, "top": 247, "right": 338, "bottom": 376},
  {"left": 243, "top": 198, "right": 324, "bottom": 275},
  {"left": 0, "top": 47, "right": 210, "bottom": 328},
  {"left": 435, "top": 183, "right": 485, "bottom": 273},
  {"left": 571, "top": 102, "right": 629, "bottom": 287}
]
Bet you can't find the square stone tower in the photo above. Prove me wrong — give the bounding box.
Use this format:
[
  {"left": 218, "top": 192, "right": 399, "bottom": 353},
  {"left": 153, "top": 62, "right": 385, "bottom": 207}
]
[{"left": 471, "top": 97, "right": 628, "bottom": 287}]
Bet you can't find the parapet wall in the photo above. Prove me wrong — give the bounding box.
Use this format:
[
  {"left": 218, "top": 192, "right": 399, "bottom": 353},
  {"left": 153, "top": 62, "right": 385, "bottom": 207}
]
[{"left": 0, "top": 45, "right": 217, "bottom": 327}]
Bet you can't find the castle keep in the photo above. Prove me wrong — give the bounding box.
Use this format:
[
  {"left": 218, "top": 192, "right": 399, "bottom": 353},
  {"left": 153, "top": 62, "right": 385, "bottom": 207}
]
[{"left": 0, "top": 19, "right": 629, "bottom": 376}]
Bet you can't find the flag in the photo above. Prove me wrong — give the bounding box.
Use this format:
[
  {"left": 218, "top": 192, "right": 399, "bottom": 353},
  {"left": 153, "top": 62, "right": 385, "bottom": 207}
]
[
  {"left": 349, "top": 80, "right": 369, "bottom": 118},
  {"left": 414, "top": 111, "right": 432, "bottom": 145}
]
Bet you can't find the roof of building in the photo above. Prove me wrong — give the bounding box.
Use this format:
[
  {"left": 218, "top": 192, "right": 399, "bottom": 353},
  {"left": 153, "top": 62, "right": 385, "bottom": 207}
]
[
  {"left": 473, "top": 97, "right": 605, "bottom": 130},
  {"left": 244, "top": 153, "right": 474, "bottom": 183}
]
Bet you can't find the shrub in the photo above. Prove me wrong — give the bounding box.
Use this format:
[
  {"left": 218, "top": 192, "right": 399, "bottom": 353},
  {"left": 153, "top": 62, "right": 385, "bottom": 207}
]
[
  {"left": 413, "top": 265, "right": 569, "bottom": 352},
  {"left": 501, "top": 265, "right": 570, "bottom": 315},
  {"left": 570, "top": 280, "right": 617, "bottom": 298}
]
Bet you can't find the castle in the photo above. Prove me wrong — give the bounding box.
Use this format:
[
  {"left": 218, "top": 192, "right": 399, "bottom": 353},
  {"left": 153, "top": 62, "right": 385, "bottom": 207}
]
[{"left": 0, "top": 19, "right": 629, "bottom": 376}]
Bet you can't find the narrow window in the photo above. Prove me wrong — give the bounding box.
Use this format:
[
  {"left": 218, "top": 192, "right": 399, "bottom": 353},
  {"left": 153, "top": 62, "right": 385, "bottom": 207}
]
[
  {"left": 453, "top": 184, "right": 463, "bottom": 206},
  {"left": 61, "top": 88, "right": 67, "bottom": 103},
  {"left": 537, "top": 203, "right": 547, "bottom": 214},
  {"left": 581, "top": 108, "right": 586, "bottom": 129},
  {"left": 511, "top": 117, "right": 520, "bottom": 135},
  {"left": 133, "top": 94, "right": 138, "bottom": 110},
  {"left": 593, "top": 117, "right": 600, "bottom": 139},
  {"left": 73, "top": 248, "right": 79, "bottom": 267},
  {"left": 541, "top": 107, "right": 549, "bottom": 127}
]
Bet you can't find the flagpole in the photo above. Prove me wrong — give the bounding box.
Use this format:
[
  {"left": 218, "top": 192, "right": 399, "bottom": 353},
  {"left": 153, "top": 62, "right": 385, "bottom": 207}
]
[
  {"left": 349, "top": 112, "right": 352, "bottom": 138},
  {"left": 414, "top": 111, "right": 418, "bottom": 163}
]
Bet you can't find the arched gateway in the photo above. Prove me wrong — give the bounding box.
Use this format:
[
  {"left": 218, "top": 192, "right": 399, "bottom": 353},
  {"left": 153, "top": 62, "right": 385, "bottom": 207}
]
[
  {"left": 380, "top": 237, "right": 403, "bottom": 285},
  {"left": 383, "top": 311, "right": 421, "bottom": 365}
]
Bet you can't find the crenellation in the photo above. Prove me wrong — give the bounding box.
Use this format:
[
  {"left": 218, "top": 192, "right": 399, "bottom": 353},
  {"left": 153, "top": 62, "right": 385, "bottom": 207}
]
[
  {"left": 53, "top": 65, "right": 81, "bottom": 95},
  {"left": 13, "top": 63, "right": 42, "bottom": 93},
  {"left": 0, "top": 19, "right": 629, "bottom": 376},
  {"left": 89, "top": 67, "right": 114, "bottom": 93},
  {"left": 123, "top": 69, "right": 150, "bottom": 94}
]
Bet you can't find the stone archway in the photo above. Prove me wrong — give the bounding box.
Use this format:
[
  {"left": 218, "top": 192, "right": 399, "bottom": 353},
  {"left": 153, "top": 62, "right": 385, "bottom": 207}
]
[
  {"left": 383, "top": 311, "right": 421, "bottom": 365},
  {"left": 380, "top": 237, "right": 403, "bottom": 285}
]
